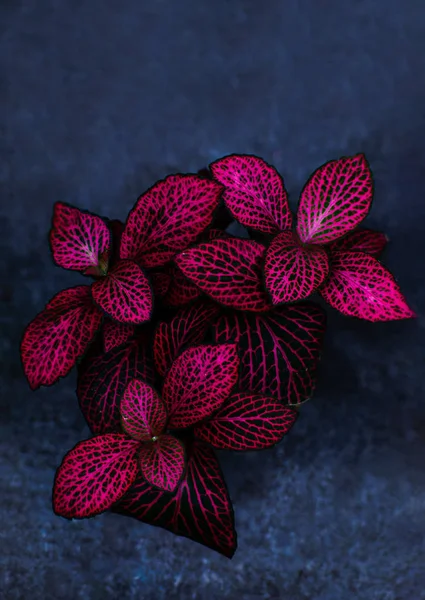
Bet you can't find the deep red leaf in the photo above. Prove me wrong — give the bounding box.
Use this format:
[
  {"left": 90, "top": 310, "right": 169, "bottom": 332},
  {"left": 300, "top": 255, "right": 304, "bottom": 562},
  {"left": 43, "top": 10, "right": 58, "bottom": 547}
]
[
  {"left": 77, "top": 335, "right": 155, "bottom": 434},
  {"left": 120, "top": 174, "right": 223, "bottom": 268},
  {"left": 53, "top": 433, "right": 139, "bottom": 519},
  {"left": 91, "top": 260, "right": 153, "bottom": 324},
  {"left": 212, "top": 304, "right": 326, "bottom": 405},
  {"left": 138, "top": 434, "right": 186, "bottom": 492},
  {"left": 194, "top": 392, "right": 298, "bottom": 450},
  {"left": 210, "top": 154, "right": 292, "bottom": 234},
  {"left": 264, "top": 230, "right": 329, "bottom": 304},
  {"left": 162, "top": 344, "right": 239, "bottom": 429},
  {"left": 20, "top": 286, "right": 102, "bottom": 390},
  {"left": 49, "top": 202, "right": 111, "bottom": 274},
  {"left": 107, "top": 219, "right": 125, "bottom": 267},
  {"left": 296, "top": 154, "right": 373, "bottom": 245},
  {"left": 150, "top": 270, "right": 172, "bottom": 298},
  {"left": 319, "top": 251, "right": 416, "bottom": 321},
  {"left": 103, "top": 319, "right": 134, "bottom": 352},
  {"left": 328, "top": 227, "right": 388, "bottom": 258},
  {"left": 113, "top": 439, "right": 237, "bottom": 558},
  {"left": 120, "top": 379, "right": 167, "bottom": 441},
  {"left": 175, "top": 238, "right": 272, "bottom": 312},
  {"left": 153, "top": 300, "right": 220, "bottom": 377},
  {"left": 163, "top": 265, "right": 202, "bottom": 307}
]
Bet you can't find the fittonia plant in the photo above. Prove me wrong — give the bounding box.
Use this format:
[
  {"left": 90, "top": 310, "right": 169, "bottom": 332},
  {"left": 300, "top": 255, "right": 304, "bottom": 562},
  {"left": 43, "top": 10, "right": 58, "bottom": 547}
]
[{"left": 20, "top": 153, "right": 415, "bottom": 558}]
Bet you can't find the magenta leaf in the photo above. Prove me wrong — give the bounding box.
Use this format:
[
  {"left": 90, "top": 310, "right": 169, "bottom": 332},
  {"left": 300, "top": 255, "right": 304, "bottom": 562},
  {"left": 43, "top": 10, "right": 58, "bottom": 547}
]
[
  {"left": 194, "top": 392, "right": 298, "bottom": 450},
  {"left": 49, "top": 202, "right": 111, "bottom": 274},
  {"left": 162, "top": 344, "right": 239, "bottom": 429},
  {"left": 150, "top": 270, "right": 171, "bottom": 298},
  {"left": 296, "top": 154, "right": 373, "bottom": 245},
  {"left": 138, "top": 434, "right": 186, "bottom": 492},
  {"left": 120, "top": 379, "right": 167, "bottom": 441},
  {"left": 120, "top": 174, "right": 223, "bottom": 268},
  {"left": 328, "top": 227, "right": 388, "bottom": 258},
  {"left": 163, "top": 265, "right": 202, "bottom": 307},
  {"left": 153, "top": 300, "right": 220, "bottom": 377},
  {"left": 113, "top": 439, "right": 236, "bottom": 558},
  {"left": 210, "top": 154, "right": 292, "bottom": 234},
  {"left": 103, "top": 319, "right": 134, "bottom": 352},
  {"left": 20, "top": 285, "right": 102, "bottom": 390},
  {"left": 212, "top": 303, "right": 326, "bottom": 405},
  {"left": 319, "top": 251, "right": 416, "bottom": 321},
  {"left": 175, "top": 238, "right": 272, "bottom": 312},
  {"left": 77, "top": 335, "right": 154, "bottom": 434},
  {"left": 91, "top": 260, "right": 153, "bottom": 324},
  {"left": 264, "top": 230, "right": 329, "bottom": 304},
  {"left": 53, "top": 433, "right": 139, "bottom": 519}
]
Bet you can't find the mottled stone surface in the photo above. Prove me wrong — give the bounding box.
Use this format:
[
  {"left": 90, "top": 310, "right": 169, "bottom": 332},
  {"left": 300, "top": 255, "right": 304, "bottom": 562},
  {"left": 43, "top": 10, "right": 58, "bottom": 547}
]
[{"left": 1, "top": 1, "right": 424, "bottom": 598}]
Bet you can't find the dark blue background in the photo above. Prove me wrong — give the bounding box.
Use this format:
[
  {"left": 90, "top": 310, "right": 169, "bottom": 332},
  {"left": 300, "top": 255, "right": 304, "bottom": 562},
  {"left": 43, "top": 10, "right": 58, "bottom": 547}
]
[{"left": 1, "top": 2, "right": 424, "bottom": 598}]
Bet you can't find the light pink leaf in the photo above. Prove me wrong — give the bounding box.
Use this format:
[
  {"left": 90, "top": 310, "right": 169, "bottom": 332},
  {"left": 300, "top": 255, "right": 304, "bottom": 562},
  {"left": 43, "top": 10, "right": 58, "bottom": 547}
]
[
  {"left": 120, "top": 174, "right": 223, "bottom": 268},
  {"left": 53, "top": 433, "right": 139, "bottom": 519},
  {"left": 319, "top": 251, "right": 416, "bottom": 321},
  {"left": 162, "top": 344, "right": 240, "bottom": 429},
  {"left": 120, "top": 379, "right": 167, "bottom": 441},
  {"left": 296, "top": 154, "right": 373, "bottom": 245},
  {"left": 50, "top": 202, "right": 111, "bottom": 274},
  {"left": 210, "top": 154, "right": 292, "bottom": 234},
  {"left": 91, "top": 260, "right": 153, "bottom": 324},
  {"left": 138, "top": 434, "right": 186, "bottom": 492},
  {"left": 264, "top": 230, "right": 329, "bottom": 304},
  {"left": 175, "top": 238, "right": 272, "bottom": 312}
]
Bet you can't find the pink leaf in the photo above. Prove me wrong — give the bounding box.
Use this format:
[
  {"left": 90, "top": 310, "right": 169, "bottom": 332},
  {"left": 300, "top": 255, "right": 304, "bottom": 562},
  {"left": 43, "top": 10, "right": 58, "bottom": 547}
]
[
  {"left": 150, "top": 270, "right": 172, "bottom": 298},
  {"left": 77, "top": 335, "right": 154, "bottom": 434},
  {"left": 319, "top": 251, "right": 416, "bottom": 321},
  {"left": 212, "top": 303, "right": 326, "bottom": 405},
  {"left": 194, "top": 392, "right": 298, "bottom": 450},
  {"left": 163, "top": 265, "right": 202, "bottom": 307},
  {"left": 153, "top": 300, "right": 220, "bottom": 377},
  {"left": 49, "top": 202, "right": 111, "bottom": 274},
  {"left": 175, "top": 238, "right": 272, "bottom": 312},
  {"left": 162, "top": 344, "right": 239, "bottom": 429},
  {"left": 103, "top": 319, "right": 134, "bottom": 352},
  {"left": 120, "top": 379, "right": 167, "bottom": 441},
  {"left": 120, "top": 174, "right": 223, "bottom": 268},
  {"left": 53, "top": 433, "right": 139, "bottom": 519},
  {"left": 264, "top": 230, "right": 329, "bottom": 304},
  {"left": 138, "top": 434, "right": 186, "bottom": 492},
  {"left": 113, "top": 439, "right": 236, "bottom": 558},
  {"left": 91, "top": 260, "right": 153, "bottom": 324},
  {"left": 328, "top": 227, "right": 388, "bottom": 258},
  {"left": 20, "top": 286, "right": 102, "bottom": 390},
  {"left": 210, "top": 154, "right": 292, "bottom": 234},
  {"left": 296, "top": 154, "right": 373, "bottom": 245}
]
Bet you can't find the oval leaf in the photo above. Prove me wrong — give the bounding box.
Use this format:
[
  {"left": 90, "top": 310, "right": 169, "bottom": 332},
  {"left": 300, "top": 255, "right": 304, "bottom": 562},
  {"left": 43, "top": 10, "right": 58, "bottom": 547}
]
[
  {"left": 153, "top": 300, "right": 220, "bottom": 377},
  {"left": 265, "top": 230, "right": 329, "bottom": 304},
  {"left": 20, "top": 285, "right": 102, "bottom": 390},
  {"left": 103, "top": 319, "right": 134, "bottom": 352},
  {"left": 113, "top": 439, "right": 237, "bottom": 558},
  {"left": 175, "top": 238, "right": 272, "bottom": 312},
  {"left": 162, "top": 344, "right": 240, "bottom": 429},
  {"left": 210, "top": 154, "right": 292, "bottom": 234},
  {"left": 91, "top": 260, "right": 153, "bottom": 324},
  {"left": 120, "top": 174, "right": 223, "bottom": 268},
  {"left": 49, "top": 202, "right": 111, "bottom": 273},
  {"left": 212, "top": 303, "right": 326, "bottom": 405},
  {"left": 328, "top": 227, "right": 388, "bottom": 258},
  {"left": 296, "top": 154, "right": 373, "bottom": 245},
  {"left": 121, "top": 379, "right": 167, "bottom": 441},
  {"left": 194, "top": 392, "right": 298, "bottom": 450},
  {"left": 319, "top": 251, "right": 416, "bottom": 321},
  {"left": 53, "top": 433, "right": 139, "bottom": 519},
  {"left": 77, "top": 335, "right": 154, "bottom": 435},
  {"left": 138, "top": 434, "right": 186, "bottom": 492}
]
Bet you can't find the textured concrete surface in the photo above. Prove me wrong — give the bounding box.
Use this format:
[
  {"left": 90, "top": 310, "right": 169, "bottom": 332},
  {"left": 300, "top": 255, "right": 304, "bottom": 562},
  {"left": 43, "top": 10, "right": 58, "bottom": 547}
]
[{"left": 1, "top": 1, "right": 425, "bottom": 598}]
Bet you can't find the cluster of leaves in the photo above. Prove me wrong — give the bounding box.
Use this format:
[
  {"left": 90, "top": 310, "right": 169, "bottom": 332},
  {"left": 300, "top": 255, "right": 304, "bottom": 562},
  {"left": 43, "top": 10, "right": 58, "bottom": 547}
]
[{"left": 20, "top": 154, "right": 415, "bottom": 558}]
